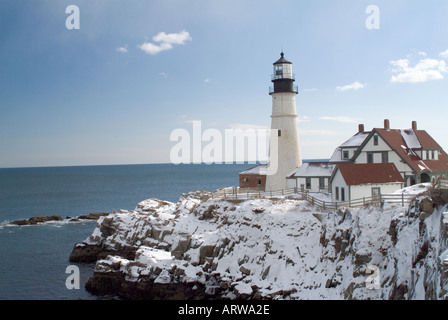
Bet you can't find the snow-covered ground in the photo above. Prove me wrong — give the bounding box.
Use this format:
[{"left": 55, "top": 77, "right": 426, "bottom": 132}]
[{"left": 77, "top": 185, "right": 448, "bottom": 300}]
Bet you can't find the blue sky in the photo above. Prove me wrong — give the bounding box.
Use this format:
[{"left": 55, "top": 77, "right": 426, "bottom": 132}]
[{"left": 1, "top": 0, "right": 448, "bottom": 167}]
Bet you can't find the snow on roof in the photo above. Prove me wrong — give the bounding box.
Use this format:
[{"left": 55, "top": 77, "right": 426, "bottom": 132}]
[
  {"left": 400, "top": 129, "right": 421, "bottom": 149},
  {"left": 289, "top": 162, "right": 335, "bottom": 178},
  {"left": 329, "top": 148, "right": 347, "bottom": 163},
  {"left": 339, "top": 132, "right": 370, "bottom": 148},
  {"left": 330, "top": 132, "right": 370, "bottom": 163},
  {"left": 239, "top": 164, "right": 267, "bottom": 175}
]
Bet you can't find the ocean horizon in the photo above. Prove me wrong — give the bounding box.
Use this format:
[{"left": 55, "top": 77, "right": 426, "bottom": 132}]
[{"left": 0, "top": 159, "right": 330, "bottom": 170}]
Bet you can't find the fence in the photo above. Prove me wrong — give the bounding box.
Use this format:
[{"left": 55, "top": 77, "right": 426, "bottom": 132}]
[
  {"left": 211, "top": 187, "right": 417, "bottom": 210},
  {"left": 441, "top": 179, "right": 448, "bottom": 189},
  {"left": 211, "top": 187, "right": 299, "bottom": 200}
]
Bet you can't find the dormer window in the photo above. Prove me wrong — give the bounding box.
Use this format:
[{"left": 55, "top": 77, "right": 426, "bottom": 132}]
[
  {"left": 422, "top": 150, "right": 439, "bottom": 160},
  {"left": 342, "top": 150, "right": 350, "bottom": 159}
]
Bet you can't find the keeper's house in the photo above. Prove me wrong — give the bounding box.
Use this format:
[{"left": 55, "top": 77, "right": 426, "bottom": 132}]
[
  {"left": 330, "top": 163, "right": 405, "bottom": 202},
  {"left": 329, "top": 119, "right": 448, "bottom": 187}
]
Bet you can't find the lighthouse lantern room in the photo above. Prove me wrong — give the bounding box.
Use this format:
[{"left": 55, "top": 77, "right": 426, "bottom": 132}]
[{"left": 269, "top": 52, "right": 298, "bottom": 94}]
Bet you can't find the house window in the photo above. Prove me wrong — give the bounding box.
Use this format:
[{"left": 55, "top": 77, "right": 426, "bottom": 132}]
[
  {"left": 342, "top": 150, "right": 350, "bottom": 159},
  {"left": 244, "top": 177, "right": 250, "bottom": 186},
  {"left": 372, "top": 187, "right": 381, "bottom": 200},
  {"left": 367, "top": 152, "right": 374, "bottom": 163},
  {"left": 341, "top": 188, "right": 346, "bottom": 202},
  {"left": 319, "top": 178, "right": 325, "bottom": 190},
  {"left": 374, "top": 135, "right": 379, "bottom": 146},
  {"left": 257, "top": 178, "right": 262, "bottom": 186},
  {"left": 278, "top": 130, "right": 282, "bottom": 137},
  {"left": 306, "top": 178, "right": 311, "bottom": 190},
  {"left": 426, "top": 150, "right": 430, "bottom": 160},
  {"left": 382, "top": 151, "right": 389, "bottom": 163},
  {"left": 433, "top": 150, "right": 438, "bottom": 160},
  {"left": 335, "top": 187, "right": 340, "bottom": 201}
]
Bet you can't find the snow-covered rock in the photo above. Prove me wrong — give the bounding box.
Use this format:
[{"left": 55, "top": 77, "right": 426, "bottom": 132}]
[{"left": 71, "top": 188, "right": 448, "bottom": 300}]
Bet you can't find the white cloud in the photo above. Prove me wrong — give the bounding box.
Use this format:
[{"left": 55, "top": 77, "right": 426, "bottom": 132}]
[
  {"left": 152, "top": 30, "right": 192, "bottom": 45},
  {"left": 440, "top": 49, "right": 448, "bottom": 58},
  {"left": 301, "top": 88, "right": 318, "bottom": 93},
  {"left": 319, "top": 116, "right": 361, "bottom": 123},
  {"left": 138, "top": 30, "right": 192, "bottom": 55},
  {"left": 159, "top": 72, "right": 168, "bottom": 79},
  {"left": 336, "top": 81, "right": 365, "bottom": 91},
  {"left": 115, "top": 45, "right": 128, "bottom": 53},
  {"left": 229, "top": 123, "right": 269, "bottom": 131},
  {"left": 183, "top": 119, "right": 202, "bottom": 125},
  {"left": 204, "top": 78, "right": 211, "bottom": 83},
  {"left": 298, "top": 115, "right": 311, "bottom": 122},
  {"left": 300, "top": 129, "right": 339, "bottom": 136},
  {"left": 390, "top": 57, "right": 448, "bottom": 83}
]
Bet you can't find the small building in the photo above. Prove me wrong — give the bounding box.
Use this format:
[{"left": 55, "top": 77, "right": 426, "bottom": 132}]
[
  {"left": 330, "top": 163, "right": 405, "bottom": 202},
  {"left": 287, "top": 162, "right": 334, "bottom": 192},
  {"left": 238, "top": 164, "right": 267, "bottom": 190}
]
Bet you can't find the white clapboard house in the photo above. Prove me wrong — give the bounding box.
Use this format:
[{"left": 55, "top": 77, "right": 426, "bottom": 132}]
[{"left": 288, "top": 119, "right": 448, "bottom": 202}]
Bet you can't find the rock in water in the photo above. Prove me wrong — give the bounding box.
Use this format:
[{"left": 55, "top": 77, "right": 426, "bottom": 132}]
[{"left": 11, "top": 215, "right": 63, "bottom": 226}]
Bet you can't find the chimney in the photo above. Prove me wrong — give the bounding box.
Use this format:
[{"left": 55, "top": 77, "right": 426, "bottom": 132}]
[
  {"left": 412, "top": 121, "right": 418, "bottom": 130},
  {"left": 384, "top": 119, "right": 390, "bottom": 130},
  {"left": 358, "top": 124, "right": 365, "bottom": 133}
]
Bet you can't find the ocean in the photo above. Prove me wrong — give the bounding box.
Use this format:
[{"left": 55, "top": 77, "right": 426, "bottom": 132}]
[{"left": 0, "top": 163, "right": 251, "bottom": 300}]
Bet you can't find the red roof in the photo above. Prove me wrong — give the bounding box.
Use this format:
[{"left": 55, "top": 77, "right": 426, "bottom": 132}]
[
  {"left": 375, "top": 128, "right": 448, "bottom": 174},
  {"left": 414, "top": 130, "right": 443, "bottom": 150},
  {"left": 336, "top": 163, "right": 405, "bottom": 186}
]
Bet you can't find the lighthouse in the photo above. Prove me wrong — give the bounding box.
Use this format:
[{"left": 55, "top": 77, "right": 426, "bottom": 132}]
[{"left": 265, "top": 52, "right": 302, "bottom": 191}]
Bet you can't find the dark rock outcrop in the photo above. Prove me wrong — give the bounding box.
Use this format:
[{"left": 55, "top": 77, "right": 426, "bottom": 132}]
[{"left": 11, "top": 215, "right": 63, "bottom": 225}]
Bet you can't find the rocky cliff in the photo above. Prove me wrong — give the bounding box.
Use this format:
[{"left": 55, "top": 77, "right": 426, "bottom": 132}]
[{"left": 70, "top": 186, "right": 448, "bottom": 300}]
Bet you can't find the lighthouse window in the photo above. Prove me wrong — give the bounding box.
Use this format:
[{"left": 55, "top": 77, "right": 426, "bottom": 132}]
[
  {"left": 274, "top": 65, "right": 283, "bottom": 78},
  {"left": 278, "top": 130, "right": 282, "bottom": 137}
]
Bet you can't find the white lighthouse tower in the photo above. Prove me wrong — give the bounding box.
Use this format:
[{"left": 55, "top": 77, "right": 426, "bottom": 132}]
[{"left": 265, "top": 52, "right": 302, "bottom": 191}]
